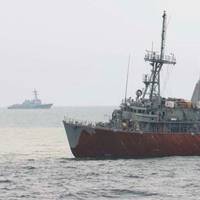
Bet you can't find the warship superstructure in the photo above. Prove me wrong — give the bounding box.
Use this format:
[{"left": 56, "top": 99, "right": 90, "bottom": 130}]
[
  {"left": 8, "top": 89, "right": 53, "bottom": 109},
  {"left": 63, "top": 11, "right": 200, "bottom": 158}
]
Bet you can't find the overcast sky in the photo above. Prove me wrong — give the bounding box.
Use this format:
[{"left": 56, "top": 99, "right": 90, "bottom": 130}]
[{"left": 0, "top": 0, "right": 200, "bottom": 106}]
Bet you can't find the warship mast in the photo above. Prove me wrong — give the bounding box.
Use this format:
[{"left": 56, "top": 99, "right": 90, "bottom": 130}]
[
  {"left": 33, "top": 89, "right": 38, "bottom": 100},
  {"left": 143, "top": 11, "right": 176, "bottom": 101}
]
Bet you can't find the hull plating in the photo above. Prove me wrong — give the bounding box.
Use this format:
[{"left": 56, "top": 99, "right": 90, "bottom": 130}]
[{"left": 63, "top": 121, "right": 200, "bottom": 158}]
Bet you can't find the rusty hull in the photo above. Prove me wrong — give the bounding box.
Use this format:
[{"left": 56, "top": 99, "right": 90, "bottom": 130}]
[{"left": 63, "top": 121, "right": 200, "bottom": 158}]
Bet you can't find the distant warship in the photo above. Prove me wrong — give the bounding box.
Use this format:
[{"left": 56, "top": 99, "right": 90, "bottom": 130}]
[
  {"left": 8, "top": 89, "right": 53, "bottom": 109},
  {"left": 63, "top": 11, "right": 200, "bottom": 158}
]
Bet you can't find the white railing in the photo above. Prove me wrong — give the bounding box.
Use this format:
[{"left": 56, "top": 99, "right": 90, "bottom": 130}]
[
  {"left": 144, "top": 51, "right": 176, "bottom": 64},
  {"left": 64, "top": 116, "right": 96, "bottom": 127}
]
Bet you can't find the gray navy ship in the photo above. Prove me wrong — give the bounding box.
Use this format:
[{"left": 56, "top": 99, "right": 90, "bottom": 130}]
[{"left": 8, "top": 89, "right": 53, "bottom": 109}]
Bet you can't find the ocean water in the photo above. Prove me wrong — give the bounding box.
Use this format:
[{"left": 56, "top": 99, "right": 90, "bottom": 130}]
[{"left": 0, "top": 107, "right": 200, "bottom": 200}]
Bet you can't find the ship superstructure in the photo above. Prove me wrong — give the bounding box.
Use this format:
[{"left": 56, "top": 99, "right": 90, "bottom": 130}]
[
  {"left": 109, "top": 11, "right": 200, "bottom": 134},
  {"left": 63, "top": 11, "right": 200, "bottom": 158},
  {"left": 8, "top": 89, "right": 53, "bottom": 109}
]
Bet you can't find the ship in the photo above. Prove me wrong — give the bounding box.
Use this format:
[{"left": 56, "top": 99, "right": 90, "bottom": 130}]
[
  {"left": 8, "top": 89, "right": 53, "bottom": 109},
  {"left": 63, "top": 11, "right": 200, "bottom": 158}
]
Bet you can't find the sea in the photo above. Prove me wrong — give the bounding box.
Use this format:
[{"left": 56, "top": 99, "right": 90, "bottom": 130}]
[{"left": 0, "top": 106, "right": 200, "bottom": 200}]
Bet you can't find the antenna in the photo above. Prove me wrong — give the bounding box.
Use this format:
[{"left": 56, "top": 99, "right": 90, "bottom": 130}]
[
  {"left": 151, "top": 41, "right": 154, "bottom": 52},
  {"left": 124, "top": 55, "right": 131, "bottom": 104},
  {"left": 160, "top": 11, "right": 167, "bottom": 60}
]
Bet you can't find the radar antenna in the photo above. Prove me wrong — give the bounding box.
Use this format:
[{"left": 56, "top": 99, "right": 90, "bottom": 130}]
[{"left": 142, "top": 11, "right": 176, "bottom": 101}]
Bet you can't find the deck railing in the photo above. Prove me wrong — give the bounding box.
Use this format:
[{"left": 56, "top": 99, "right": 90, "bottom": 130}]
[
  {"left": 144, "top": 51, "right": 176, "bottom": 65},
  {"left": 64, "top": 116, "right": 96, "bottom": 127}
]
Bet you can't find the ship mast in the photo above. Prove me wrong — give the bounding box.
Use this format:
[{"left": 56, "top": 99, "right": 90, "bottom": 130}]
[
  {"left": 33, "top": 89, "right": 38, "bottom": 100},
  {"left": 142, "top": 11, "right": 176, "bottom": 101}
]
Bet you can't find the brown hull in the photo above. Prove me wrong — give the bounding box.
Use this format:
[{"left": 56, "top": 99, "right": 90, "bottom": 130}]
[{"left": 63, "top": 122, "right": 200, "bottom": 158}]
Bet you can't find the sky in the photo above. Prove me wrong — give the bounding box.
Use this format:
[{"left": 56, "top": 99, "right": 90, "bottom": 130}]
[{"left": 0, "top": 0, "right": 200, "bottom": 106}]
